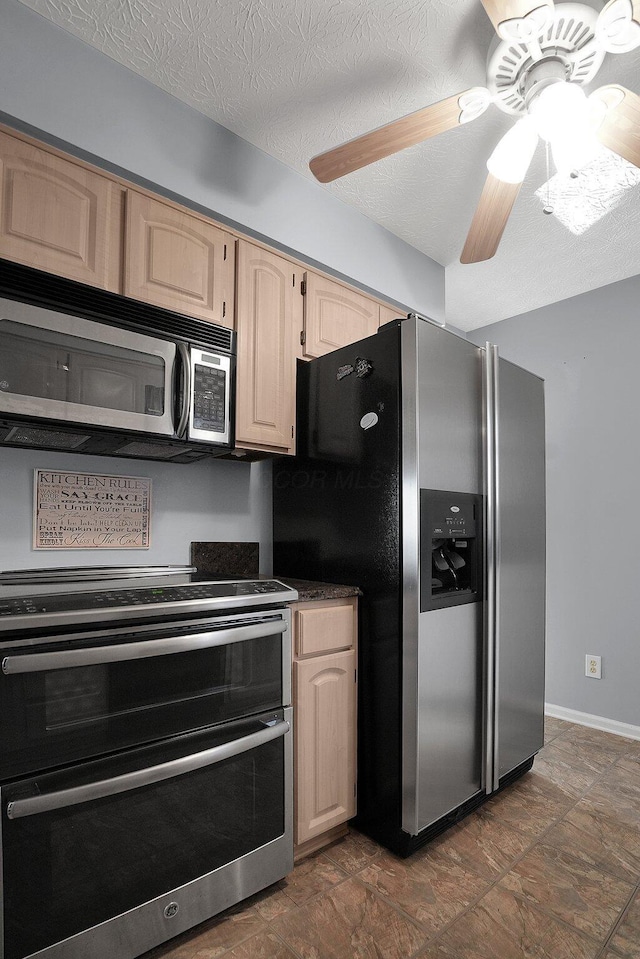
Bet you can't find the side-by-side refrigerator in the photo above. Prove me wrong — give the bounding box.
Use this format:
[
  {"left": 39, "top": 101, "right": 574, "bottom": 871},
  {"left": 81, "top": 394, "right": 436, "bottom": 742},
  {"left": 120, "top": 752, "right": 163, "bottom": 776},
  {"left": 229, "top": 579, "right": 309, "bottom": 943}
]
[{"left": 273, "top": 315, "right": 545, "bottom": 857}]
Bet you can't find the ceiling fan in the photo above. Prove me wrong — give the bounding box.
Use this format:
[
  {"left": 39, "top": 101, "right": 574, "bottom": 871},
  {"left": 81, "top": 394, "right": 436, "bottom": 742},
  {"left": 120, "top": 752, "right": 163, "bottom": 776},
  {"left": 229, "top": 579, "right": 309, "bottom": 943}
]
[{"left": 309, "top": 0, "right": 640, "bottom": 264}]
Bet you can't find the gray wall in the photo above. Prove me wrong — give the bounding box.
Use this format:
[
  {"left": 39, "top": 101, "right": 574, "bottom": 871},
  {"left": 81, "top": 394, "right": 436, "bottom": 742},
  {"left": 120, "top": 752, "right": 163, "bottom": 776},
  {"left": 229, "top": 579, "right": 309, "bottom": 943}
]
[
  {"left": 0, "top": 448, "right": 272, "bottom": 572},
  {"left": 471, "top": 275, "right": 640, "bottom": 728},
  {"left": 0, "top": 0, "right": 444, "bottom": 322}
]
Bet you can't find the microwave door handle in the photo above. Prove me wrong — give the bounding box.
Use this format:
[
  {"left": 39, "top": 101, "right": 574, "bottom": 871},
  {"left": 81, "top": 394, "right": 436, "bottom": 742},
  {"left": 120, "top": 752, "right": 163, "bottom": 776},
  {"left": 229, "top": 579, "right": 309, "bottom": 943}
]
[
  {"left": 176, "top": 342, "right": 191, "bottom": 437},
  {"left": 2, "top": 620, "right": 287, "bottom": 674},
  {"left": 6, "top": 718, "right": 290, "bottom": 820}
]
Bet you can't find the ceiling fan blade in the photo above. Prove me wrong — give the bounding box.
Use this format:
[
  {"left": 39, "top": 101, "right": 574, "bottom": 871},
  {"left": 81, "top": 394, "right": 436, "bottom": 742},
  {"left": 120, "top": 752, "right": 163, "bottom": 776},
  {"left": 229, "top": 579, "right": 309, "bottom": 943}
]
[
  {"left": 309, "top": 88, "right": 491, "bottom": 183},
  {"left": 592, "top": 85, "right": 640, "bottom": 168},
  {"left": 480, "top": 0, "right": 554, "bottom": 41},
  {"left": 595, "top": 0, "right": 640, "bottom": 54},
  {"left": 460, "top": 174, "right": 522, "bottom": 264}
]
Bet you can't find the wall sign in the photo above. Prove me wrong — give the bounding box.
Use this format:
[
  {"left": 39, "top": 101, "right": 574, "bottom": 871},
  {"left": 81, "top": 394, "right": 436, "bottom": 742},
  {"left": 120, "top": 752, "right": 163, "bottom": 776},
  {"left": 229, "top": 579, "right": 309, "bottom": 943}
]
[{"left": 33, "top": 470, "right": 151, "bottom": 550}]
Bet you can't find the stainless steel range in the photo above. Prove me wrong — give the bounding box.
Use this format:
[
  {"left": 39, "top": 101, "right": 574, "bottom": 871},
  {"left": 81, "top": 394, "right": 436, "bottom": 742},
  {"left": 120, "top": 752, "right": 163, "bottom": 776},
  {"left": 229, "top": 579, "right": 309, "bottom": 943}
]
[{"left": 0, "top": 566, "right": 297, "bottom": 959}]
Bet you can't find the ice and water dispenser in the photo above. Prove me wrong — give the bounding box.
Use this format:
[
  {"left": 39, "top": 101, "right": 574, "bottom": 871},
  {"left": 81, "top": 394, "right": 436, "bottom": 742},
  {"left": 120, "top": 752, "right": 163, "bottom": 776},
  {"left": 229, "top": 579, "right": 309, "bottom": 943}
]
[{"left": 420, "top": 489, "right": 482, "bottom": 611}]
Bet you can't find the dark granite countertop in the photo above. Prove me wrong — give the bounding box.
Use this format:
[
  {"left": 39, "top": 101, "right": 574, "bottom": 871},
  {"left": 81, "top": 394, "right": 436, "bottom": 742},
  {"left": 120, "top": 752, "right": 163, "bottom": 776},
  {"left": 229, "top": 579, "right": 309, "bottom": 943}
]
[
  {"left": 272, "top": 577, "right": 361, "bottom": 602},
  {"left": 190, "top": 542, "right": 360, "bottom": 603}
]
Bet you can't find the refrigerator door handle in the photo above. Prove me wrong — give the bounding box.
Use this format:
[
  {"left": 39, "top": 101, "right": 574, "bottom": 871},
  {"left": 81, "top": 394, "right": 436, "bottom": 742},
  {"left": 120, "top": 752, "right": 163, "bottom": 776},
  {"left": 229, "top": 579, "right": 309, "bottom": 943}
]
[{"left": 483, "top": 343, "right": 501, "bottom": 794}]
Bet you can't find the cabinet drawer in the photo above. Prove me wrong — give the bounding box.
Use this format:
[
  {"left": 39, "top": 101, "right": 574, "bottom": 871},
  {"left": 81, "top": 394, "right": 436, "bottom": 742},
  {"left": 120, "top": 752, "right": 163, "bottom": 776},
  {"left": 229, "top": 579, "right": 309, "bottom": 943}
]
[{"left": 295, "top": 599, "right": 356, "bottom": 657}]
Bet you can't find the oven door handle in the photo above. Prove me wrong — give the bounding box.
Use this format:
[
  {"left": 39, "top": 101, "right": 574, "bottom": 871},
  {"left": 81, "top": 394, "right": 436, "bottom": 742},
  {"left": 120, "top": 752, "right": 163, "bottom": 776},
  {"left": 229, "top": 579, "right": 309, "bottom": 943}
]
[
  {"left": 2, "top": 620, "right": 287, "bottom": 674},
  {"left": 7, "top": 718, "right": 290, "bottom": 820}
]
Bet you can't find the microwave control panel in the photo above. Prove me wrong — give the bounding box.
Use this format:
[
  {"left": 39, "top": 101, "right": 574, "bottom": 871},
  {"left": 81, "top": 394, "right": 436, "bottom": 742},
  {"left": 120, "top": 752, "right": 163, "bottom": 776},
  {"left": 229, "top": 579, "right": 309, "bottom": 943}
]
[
  {"left": 193, "top": 363, "right": 226, "bottom": 432},
  {"left": 188, "top": 348, "right": 232, "bottom": 444}
]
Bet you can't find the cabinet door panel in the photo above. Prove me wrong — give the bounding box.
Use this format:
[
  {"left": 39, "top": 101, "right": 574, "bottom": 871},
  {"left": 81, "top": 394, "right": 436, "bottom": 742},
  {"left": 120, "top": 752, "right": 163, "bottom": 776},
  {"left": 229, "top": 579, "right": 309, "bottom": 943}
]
[
  {"left": 294, "top": 649, "right": 356, "bottom": 844},
  {"left": 235, "top": 241, "right": 298, "bottom": 453},
  {"left": 303, "top": 272, "right": 379, "bottom": 358},
  {"left": 379, "top": 303, "right": 403, "bottom": 326},
  {"left": 125, "top": 191, "right": 234, "bottom": 327},
  {"left": 0, "top": 131, "right": 121, "bottom": 291}
]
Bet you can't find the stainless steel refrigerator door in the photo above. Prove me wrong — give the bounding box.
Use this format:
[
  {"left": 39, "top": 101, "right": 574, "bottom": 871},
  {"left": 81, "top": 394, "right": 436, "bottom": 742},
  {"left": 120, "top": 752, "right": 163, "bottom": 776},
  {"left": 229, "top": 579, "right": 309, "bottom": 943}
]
[
  {"left": 402, "top": 319, "right": 484, "bottom": 836},
  {"left": 494, "top": 356, "right": 546, "bottom": 781}
]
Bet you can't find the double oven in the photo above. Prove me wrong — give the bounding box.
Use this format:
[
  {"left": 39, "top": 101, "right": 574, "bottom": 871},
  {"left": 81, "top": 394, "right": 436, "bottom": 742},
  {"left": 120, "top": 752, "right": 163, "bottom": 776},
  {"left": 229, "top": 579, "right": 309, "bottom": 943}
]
[{"left": 0, "top": 566, "right": 296, "bottom": 959}]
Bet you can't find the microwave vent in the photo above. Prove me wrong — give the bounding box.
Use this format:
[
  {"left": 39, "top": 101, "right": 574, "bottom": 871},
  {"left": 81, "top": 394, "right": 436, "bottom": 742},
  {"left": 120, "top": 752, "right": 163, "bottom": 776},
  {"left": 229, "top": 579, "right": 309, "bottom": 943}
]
[
  {"left": 112, "top": 440, "right": 193, "bottom": 460},
  {"left": 5, "top": 425, "right": 90, "bottom": 450},
  {"left": 0, "top": 260, "right": 234, "bottom": 354}
]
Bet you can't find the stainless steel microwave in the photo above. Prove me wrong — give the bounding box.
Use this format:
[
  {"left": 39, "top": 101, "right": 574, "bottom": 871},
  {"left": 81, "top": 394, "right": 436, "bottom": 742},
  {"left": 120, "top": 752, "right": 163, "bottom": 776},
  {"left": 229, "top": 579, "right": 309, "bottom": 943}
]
[{"left": 0, "top": 262, "right": 235, "bottom": 463}]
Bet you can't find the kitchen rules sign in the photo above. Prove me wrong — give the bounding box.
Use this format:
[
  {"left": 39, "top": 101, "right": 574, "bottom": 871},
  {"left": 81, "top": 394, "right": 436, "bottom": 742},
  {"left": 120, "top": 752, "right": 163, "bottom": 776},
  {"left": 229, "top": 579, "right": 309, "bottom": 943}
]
[{"left": 33, "top": 470, "right": 151, "bottom": 549}]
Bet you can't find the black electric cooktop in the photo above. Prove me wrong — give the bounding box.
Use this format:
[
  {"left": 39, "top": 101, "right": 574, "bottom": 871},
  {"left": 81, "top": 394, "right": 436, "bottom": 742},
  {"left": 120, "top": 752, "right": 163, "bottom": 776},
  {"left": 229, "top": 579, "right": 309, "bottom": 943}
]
[{"left": 0, "top": 566, "right": 298, "bottom": 632}]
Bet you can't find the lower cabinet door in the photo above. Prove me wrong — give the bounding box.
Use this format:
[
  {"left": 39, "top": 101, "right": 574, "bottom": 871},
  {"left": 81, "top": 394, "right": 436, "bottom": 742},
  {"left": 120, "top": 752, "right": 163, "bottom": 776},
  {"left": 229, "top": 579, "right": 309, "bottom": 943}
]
[{"left": 293, "top": 648, "right": 356, "bottom": 844}]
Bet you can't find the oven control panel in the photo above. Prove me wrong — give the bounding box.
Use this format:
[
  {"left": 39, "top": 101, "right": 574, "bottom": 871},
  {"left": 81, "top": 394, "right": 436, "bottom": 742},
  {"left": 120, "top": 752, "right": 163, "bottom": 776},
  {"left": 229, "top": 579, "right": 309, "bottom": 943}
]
[{"left": 0, "top": 579, "right": 297, "bottom": 628}]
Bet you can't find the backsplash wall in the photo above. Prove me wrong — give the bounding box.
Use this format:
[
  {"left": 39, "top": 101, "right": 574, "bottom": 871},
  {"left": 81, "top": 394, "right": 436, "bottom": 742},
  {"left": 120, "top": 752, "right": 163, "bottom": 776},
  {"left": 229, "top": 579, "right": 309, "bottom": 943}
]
[{"left": 0, "top": 447, "right": 272, "bottom": 572}]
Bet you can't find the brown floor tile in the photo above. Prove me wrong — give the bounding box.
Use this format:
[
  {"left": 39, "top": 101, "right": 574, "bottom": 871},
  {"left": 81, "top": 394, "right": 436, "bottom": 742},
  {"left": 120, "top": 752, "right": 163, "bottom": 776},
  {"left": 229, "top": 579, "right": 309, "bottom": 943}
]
[
  {"left": 324, "top": 827, "right": 382, "bottom": 874},
  {"left": 583, "top": 767, "right": 640, "bottom": 831},
  {"left": 543, "top": 799, "right": 640, "bottom": 883},
  {"left": 146, "top": 903, "right": 266, "bottom": 959},
  {"left": 279, "top": 850, "right": 349, "bottom": 905},
  {"left": 244, "top": 880, "right": 298, "bottom": 922},
  {"left": 418, "top": 885, "right": 601, "bottom": 959},
  {"left": 499, "top": 842, "right": 634, "bottom": 940},
  {"left": 545, "top": 717, "right": 578, "bottom": 745},
  {"left": 607, "top": 890, "right": 640, "bottom": 957},
  {"left": 213, "top": 930, "right": 299, "bottom": 959},
  {"left": 551, "top": 736, "right": 621, "bottom": 774},
  {"left": 533, "top": 742, "right": 615, "bottom": 798},
  {"left": 356, "top": 846, "right": 489, "bottom": 937},
  {"left": 554, "top": 725, "right": 635, "bottom": 757},
  {"left": 480, "top": 770, "right": 574, "bottom": 838},
  {"left": 270, "top": 875, "right": 426, "bottom": 959},
  {"left": 431, "top": 806, "right": 533, "bottom": 879},
  {"left": 614, "top": 754, "right": 640, "bottom": 782}
]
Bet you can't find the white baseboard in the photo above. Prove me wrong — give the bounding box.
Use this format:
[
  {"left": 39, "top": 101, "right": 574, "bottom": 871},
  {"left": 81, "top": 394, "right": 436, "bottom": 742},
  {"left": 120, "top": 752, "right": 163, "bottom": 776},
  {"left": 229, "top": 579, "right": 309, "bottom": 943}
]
[{"left": 545, "top": 703, "right": 640, "bottom": 742}]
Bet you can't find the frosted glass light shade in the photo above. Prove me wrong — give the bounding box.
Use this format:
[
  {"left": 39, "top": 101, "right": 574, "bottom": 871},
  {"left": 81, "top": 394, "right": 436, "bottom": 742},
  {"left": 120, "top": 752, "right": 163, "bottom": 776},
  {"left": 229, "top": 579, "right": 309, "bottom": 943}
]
[
  {"left": 531, "top": 81, "right": 602, "bottom": 175},
  {"left": 486, "top": 118, "right": 539, "bottom": 184}
]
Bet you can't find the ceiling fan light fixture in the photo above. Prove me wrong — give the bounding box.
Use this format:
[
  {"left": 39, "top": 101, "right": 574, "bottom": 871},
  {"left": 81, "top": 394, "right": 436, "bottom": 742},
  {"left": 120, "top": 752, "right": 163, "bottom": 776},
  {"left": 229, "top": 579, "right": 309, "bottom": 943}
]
[
  {"left": 486, "top": 117, "right": 539, "bottom": 183},
  {"left": 529, "top": 80, "right": 601, "bottom": 174}
]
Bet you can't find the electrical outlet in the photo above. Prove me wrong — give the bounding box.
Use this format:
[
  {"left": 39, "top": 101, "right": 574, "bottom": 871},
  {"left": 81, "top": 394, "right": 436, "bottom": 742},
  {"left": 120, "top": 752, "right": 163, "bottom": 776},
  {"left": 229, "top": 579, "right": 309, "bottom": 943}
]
[{"left": 585, "top": 654, "right": 602, "bottom": 679}]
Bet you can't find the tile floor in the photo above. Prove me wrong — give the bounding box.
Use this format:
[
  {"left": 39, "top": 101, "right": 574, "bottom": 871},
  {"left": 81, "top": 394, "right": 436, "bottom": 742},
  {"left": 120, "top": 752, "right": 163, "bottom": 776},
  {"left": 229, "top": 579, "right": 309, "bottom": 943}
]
[{"left": 144, "top": 719, "right": 640, "bottom": 959}]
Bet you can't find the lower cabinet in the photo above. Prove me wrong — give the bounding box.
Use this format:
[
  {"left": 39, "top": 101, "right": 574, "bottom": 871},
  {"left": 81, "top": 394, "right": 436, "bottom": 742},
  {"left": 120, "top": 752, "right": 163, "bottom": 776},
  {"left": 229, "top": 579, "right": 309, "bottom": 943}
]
[{"left": 291, "top": 597, "right": 357, "bottom": 857}]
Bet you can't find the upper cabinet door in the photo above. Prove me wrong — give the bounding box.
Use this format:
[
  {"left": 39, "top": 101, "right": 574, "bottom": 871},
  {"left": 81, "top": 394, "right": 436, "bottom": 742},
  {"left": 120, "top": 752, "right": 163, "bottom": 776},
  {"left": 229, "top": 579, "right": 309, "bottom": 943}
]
[
  {"left": 379, "top": 304, "right": 403, "bottom": 327},
  {"left": 302, "top": 271, "right": 379, "bottom": 358},
  {"left": 0, "top": 131, "right": 122, "bottom": 291},
  {"left": 235, "top": 241, "right": 300, "bottom": 454},
  {"left": 124, "top": 192, "right": 235, "bottom": 327}
]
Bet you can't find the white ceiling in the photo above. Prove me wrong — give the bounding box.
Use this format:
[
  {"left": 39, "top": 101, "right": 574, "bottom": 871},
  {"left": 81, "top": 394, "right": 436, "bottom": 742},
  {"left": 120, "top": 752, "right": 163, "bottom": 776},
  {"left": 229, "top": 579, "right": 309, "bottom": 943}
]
[{"left": 17, "top": 0, "right": 640, "bottom": 330}]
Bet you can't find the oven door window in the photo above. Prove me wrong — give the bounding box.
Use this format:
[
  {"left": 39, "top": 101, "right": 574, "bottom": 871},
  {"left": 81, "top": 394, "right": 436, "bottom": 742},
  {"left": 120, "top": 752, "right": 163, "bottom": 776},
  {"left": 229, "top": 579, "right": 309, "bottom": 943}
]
[
  {"left": 0, "top": 616, "right": 285, "bottom": 780},
  {"left": 2, "top": 712, "right": 288, "bottom": 959}
]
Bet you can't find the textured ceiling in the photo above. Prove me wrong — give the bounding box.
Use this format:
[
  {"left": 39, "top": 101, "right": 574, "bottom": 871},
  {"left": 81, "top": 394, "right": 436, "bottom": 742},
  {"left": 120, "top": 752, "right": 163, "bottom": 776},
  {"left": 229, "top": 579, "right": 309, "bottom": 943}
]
[{"left": 16, "top": 0, "right": 640, "bottom": 330}]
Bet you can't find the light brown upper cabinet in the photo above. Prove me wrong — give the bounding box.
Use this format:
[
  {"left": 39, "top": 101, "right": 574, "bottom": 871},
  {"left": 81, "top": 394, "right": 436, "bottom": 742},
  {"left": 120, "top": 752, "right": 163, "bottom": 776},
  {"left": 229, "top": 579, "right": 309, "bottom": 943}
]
[
  {"left": 235, "top": 241, "right": 301, "bottom": 454},
  {"left": 0, "top": 130, "right": 122, "bottom": 291},
  {"left": 301, "top": 271, "right": 380, "bottom": 359},
  {"left": 124, "top": 191, "right": 235, "bottom": 328},
  {"left": 379, "top": 303, "right": 403, "bottom": 327}
]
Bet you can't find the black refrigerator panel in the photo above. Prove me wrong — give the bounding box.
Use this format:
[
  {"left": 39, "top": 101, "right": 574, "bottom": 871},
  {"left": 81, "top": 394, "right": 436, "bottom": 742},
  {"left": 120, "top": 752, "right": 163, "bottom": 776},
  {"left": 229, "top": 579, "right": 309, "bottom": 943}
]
[{"left": 273, "top": 323, "right": 405, "bottom": 844}]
